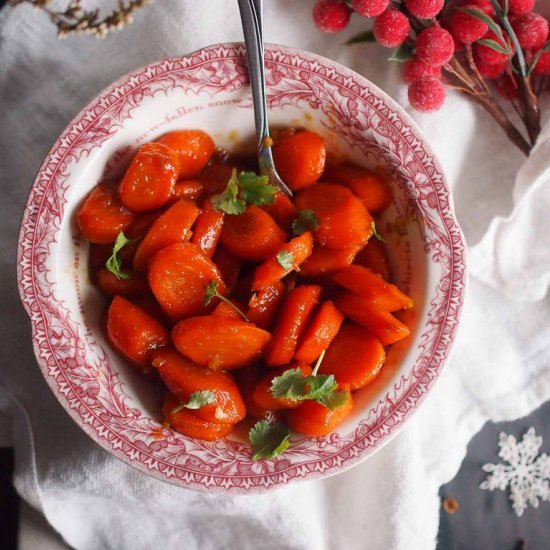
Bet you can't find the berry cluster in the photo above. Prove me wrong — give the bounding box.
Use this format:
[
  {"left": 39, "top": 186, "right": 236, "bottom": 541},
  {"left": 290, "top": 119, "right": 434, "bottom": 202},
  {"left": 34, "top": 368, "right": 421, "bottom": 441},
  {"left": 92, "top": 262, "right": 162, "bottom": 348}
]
[{"left": 311, "top": 0, "right": 550, "bottom": 154}]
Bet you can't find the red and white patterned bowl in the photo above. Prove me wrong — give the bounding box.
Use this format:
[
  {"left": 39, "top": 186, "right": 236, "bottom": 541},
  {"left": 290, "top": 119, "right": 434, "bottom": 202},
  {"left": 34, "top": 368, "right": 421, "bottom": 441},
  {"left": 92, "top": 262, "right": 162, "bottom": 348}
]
[{"left": 17, "top": 44, "right": 466, "bottom": 493}]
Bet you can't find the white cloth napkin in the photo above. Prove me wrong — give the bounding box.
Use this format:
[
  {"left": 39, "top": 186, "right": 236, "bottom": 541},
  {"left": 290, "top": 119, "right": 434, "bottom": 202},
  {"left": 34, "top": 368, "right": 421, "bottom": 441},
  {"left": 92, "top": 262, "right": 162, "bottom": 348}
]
[{"left": 2, "top": 1, "right": 550, "bottom": 549}]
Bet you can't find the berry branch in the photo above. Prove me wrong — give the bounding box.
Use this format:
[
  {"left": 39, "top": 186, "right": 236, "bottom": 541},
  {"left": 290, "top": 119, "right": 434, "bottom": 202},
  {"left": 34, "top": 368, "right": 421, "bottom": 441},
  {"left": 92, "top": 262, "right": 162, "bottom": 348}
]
[{"left": 312, "top": 0, "right": 550, "bottom": 155}]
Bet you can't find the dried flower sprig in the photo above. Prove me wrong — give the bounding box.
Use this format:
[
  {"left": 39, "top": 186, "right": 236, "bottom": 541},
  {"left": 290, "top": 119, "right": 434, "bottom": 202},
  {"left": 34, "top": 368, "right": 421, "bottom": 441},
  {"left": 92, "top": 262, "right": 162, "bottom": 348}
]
[{"left": 9, "top": 0, "right": 153, "bottom": 39}]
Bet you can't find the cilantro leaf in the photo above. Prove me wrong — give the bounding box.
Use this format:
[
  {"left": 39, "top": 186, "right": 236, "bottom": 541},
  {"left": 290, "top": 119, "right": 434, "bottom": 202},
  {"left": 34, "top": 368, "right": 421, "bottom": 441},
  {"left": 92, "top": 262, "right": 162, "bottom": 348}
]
[
  {"left": 171, "top": 390, "right": 216, "bottom": 414},
  {"left": 237, "top": 171, "right": 277, "bottom": 206},
  {"left": 276, "top": 250, "right": 295, "bottom": 271},
  {"left": 270, "top": 368, "right": 309, "bottom": 400},
  {"left": 105, "top": 231, "right": 137, "bottom": 280},
  {"left": 302, "top": 374, "right": 338, "bottom": 401},
  {"left": 292, "top": 209, "right": 320, "bottom": 236},
  {"left": 211, "top": 169, "right": 246, "bottom": 215},
  {"left": 371, "top": 221, "right": 386, "bottom": 243},
  {"left": 249, "top": 419, "right": 291, "bottom": 461},
  {"left": 203, "top": 279, "right": 249, "bottom": 321},
  {"left": 317, "top": 388, "right": 350, "bottom": 411}
]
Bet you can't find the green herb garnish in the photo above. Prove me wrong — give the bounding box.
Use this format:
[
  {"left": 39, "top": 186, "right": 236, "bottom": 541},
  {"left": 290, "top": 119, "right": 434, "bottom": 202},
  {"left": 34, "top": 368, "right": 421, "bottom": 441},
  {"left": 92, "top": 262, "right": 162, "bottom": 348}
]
[
  {"left": 292, "top": 209, "right": 320, "bottom": 236},
  {"left": 171, "top": 390, "right": 216, "bottom": 415},
  {"left": 203, "top": 280, "right": 249, "bottom": 321},
  {"left": 249, "top": 419, "right": 291, "bottom": 461},
  {"left": 105, "top": 231, "right": 137, "bottom": 280}
]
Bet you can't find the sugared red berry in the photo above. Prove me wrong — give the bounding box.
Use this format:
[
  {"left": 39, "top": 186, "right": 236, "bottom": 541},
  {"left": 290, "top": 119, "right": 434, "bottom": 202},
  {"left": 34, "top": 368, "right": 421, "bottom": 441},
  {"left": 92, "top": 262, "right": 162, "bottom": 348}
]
[
  {"left": 533, "top": 51, "right": 550, "bottom": 75},
  {"left": 352, "top": 0, "right": 389, "bottom": 18},
  {"left": 475, "top": 30, "right": 511, "bottom": 65},
  {"left": 373, "top": 9, "right": 411, "bottom": 47},
  {"left": 403, "top": 57, "right": 442, "bottom": 83},
  {"left": 405, "top": 0, "right": 444, "bottom": 20},
  {"left": 470, "top": 0, "right": 495, "bottom": 16},
  {"left": 511, "top": 13, "right": 549, "bottom": 50},
  {"left": 415, "top": 26, "right": 455, "bottom": 66},
  {"left": 495, "top": 74, "right": 520, "bottom": 99},
  {"left": 500, "top": 0, "right": 534, "bottom": 15},
  {"left": 475, "top": 57, "right": 507, "bottom": 78},
  {"left": 312, "top": 0, "right": 352, "bottom": 33},
  {"left": 408, "top": 77, "right": 446, "bottom": 112},
  {"left": 449, "top": 5, "right": 488, "bottom": 44}
]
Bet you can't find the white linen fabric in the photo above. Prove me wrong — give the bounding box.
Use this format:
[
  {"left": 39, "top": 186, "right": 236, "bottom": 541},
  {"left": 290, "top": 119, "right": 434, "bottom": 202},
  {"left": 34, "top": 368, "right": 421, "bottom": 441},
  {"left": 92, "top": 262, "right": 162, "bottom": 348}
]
[{"left": 1, "top": 1, "right": 550, "bottom": 549}]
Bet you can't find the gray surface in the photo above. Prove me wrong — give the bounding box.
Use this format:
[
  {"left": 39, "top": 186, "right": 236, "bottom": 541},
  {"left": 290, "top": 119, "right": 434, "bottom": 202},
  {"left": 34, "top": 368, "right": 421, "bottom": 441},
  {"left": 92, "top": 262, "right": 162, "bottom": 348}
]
[{"left": 438, "top": 400, "right": 550, "bottom": 550}]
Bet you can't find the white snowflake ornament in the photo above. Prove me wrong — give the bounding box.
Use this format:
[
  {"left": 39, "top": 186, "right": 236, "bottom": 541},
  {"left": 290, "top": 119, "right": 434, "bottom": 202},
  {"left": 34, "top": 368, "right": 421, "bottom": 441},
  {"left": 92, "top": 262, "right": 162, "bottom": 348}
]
[{"left": 480, "top": 427, "right": 550, "bottom": 516}]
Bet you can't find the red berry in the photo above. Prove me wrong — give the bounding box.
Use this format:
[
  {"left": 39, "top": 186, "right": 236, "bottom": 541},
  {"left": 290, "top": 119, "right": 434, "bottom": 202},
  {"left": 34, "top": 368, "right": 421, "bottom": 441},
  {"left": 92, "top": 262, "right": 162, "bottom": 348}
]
[
  {"left": 352, "top": 0, "right": 389, "bottom": 18},
  {"left": 373, "top": 9, "right": 411, "bottom": 47},
  {"left": 495, "top": 74, "right": 520, "bottom": 99},
  {"left": 312, "top": 0, "right": 352, "bottom": 33},
  {"left": 499, "top": 0, "right": 534, "bottom": 15},
  {"left": 415, "top": 26, "right": 455, "bottom": 66},
  {"left": 511, "top": 13, "right": 549, "bottom": 50},
  {"left": 475, "top": 57, "right": 507, "bottom": 78},
  {"left": 405, "top": 0, "right": 444, "bottom": 20},
  {"left": 469, "top": 0, "right": 495, "bottom": 16},
  {"left": 475, "top": 30, "right": 511, "bottom": 65},
  {"left": 533, "top": 51, "right": 550, "bottom": 75},
  {"left": 449, "top": 5, "right": 488, "bottom": 44},
  {"left": 408, "top": 77, "right": 446, "bottom": 112},
  {"left": 403, "top": 57, "right": 442, "bottom": 83}
]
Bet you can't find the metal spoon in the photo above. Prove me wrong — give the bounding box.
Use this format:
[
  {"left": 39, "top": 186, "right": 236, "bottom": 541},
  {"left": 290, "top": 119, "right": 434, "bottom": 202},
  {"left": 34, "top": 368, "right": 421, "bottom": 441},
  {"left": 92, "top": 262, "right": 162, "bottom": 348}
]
[{"left": 237, "top": 0, "right": 293, "bottom": 197}]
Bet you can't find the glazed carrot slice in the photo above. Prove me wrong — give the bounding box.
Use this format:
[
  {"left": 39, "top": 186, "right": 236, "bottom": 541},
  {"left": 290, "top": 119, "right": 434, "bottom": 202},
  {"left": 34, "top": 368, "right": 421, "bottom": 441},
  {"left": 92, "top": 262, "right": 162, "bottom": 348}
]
[
  {"left": 171, "top": 179, "right": 204, "bottom": 201},
  {"left": 234, "top": 366, "right": 283, "bottom": 421},
  {"left": 220, "top": 205, "right": 286, "bottom": 261},
  {"left": 247, "top": 281, "right": 286, "bottom": 329},
  {"left": 199, "top": 162, "right": 235, "bottom": 194},
  {"left": 77, "top": 183, "right": 135, "bottom": 244},
  {"left": 334, "top": 291, "right": 411, "bottom": 346},
  {"left": 212, "top": 245, "right": 242, "bottom": 291},
  {"left": 212, "top": 298, "right": 247, "bottom": 320},
  {"left": 119, "top": 143, "right": 180, "bottom": 213},
  {"left": 354, "top": 238, "right": 392, "bottom": 281},
  {"left": 131, "top": 294, "right": 173, "bottom": 328},
  {"left": 318, "top": 323, "right": 385, "bottom": 390},
  {"left": 264, "top": 285, "right": 322, "bottom": 366},
  {"left": 148, "top": 242, "right": 227, "bottom": 320},
  {"left": 152, "top": 347, "right": 245, "bottom": 424},
  {"left": 157, "top": 129, "right": 215, "bottom": 179},
  {"left": 172, "top": 316, "right": 271, "bottom": 370},
  {"left": 324, "top": 163, "right": 392, "bottom": 212},
  {"left": 261, "top": 192, "right": 298, "bottom": 230},
  {"left": 133, "top": 200, "right": 199, "bottom": 272},
  {"left": 252, "top": 231, "right": 314, "bottom": 291},
  {"left": 191, "top": 200, "right": 225, "bottom": 258},
  {"left": 294, "top": 300, "right": 344, "bottom": 364},
  {"left": 95, "top": 269, "right": 149, "bottom": 297},
  {"left": 107, "top": 296, "right": 169, "bottom": 370},
  {"left": 300, "top": 244, "right": 360, "bottom": 278},
  {"left": 333, "top": 265, "right": 413, "bottom": 312},
  {"left": 252, "top": 364, "right": 312, "bottom": 411},
  {"left": 272, "top": 130, "right": 326, "bottom": 190},
  {"left": 295, "top": 183, "right": 373, "bottom": 249},
  {"left": 286, "top": 384, "right": 353, "bottom": 436},
  {"left": 163, "top": 392, "right": 235, "bottom": 441}
]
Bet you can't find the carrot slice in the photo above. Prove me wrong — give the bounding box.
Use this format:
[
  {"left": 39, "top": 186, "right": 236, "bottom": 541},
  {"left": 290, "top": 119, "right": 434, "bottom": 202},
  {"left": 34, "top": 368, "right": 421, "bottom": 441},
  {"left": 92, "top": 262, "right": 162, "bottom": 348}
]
[
  {"left": 148, "top": 242, "right": 226, "bottom": 320},
  {"left": 300, "top": 244, "right": 361, "bottom": 278},
  {"left": 191, "top": 200, "right": 224, "bottom": 258},
  {"left": 152, "top": 347, "right": 245, "bottom": 424},
  {"left": 295, "top": 183, "right": 373, "bottom": 249},
  {"left": 95, "top": 269, "right": 149, "bottom": 297},
  {"left": 132, "top": 200, "right": 199, "bottom": 272},
  {"left": 77, "top": 183, "right": 135, "bottom": 244},
  {"left": 157, "top": 130, "right": 215, "bottom": 179},
  {"left": 172, "top": 316, "right": 271, "bottom": 370},
  {"left": 272, "top": 130, "right": 326, "bottom": 190},
  {"left": 106, "top": 296, "right": 169, "bottom": 370},
  {"left": 252, "top": 364, "right": 312, "bottom": 411},
  {"left": 286, "top": 384, "right": 353, "bottom": 436},
  {"left": 354, "top": 238, "right": 392, "bottom": 281},
  {"left": 247, "top": 281, "right": 286, "bottom": 329},
  {"left": 294, "top": 300, "right": 344, "bottom": 364},
  {"left": 264, "top": 285, "right": 322, "bottom": 366},
  {"left": 324, "top": 163, "right": 392, "bottom": 212},
  {"left": 119, "top": 143, "right": 180, "bottom": 213},
  {"left": 252, "top": 232, "right": 314, "bottom": 291},
  {"left": 212, "top": 298, "right": 246, "bottom": 320},
  {"left": 334, "top": 291, "right": 411, "bottom": 346},
  {"left": 212, "top": 246, "right": 242, "bottom": 291},
  {"left": 333, "top": 265, "right": 413, "bottom": 311},
  {"left": 220, "top": 205, "right": 286, "bottom": 261},
  {"left": 318, "top": 323, "right": 385, "bottom": 390},
  {"left": 171, "top": 179, "right": 204, "bottom": 201},
  {"left": 234, "top": 366, "right": 283, "bottom": 421},
  {"left": 199, "top": 162, "right": 234, "bottom": 194},
  {"left": 261, "top": 192, "right": 297, "bottom": 230},
  {"left": 163, "top": 392, "right": 235, "bottom": 441}
]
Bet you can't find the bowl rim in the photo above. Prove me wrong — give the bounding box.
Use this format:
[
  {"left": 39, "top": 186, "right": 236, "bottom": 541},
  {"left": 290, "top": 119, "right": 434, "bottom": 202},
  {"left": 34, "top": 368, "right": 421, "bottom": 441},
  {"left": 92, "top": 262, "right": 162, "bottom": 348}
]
[{"left": 16, "top": 42, "right": 467, "bottom": 493}]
